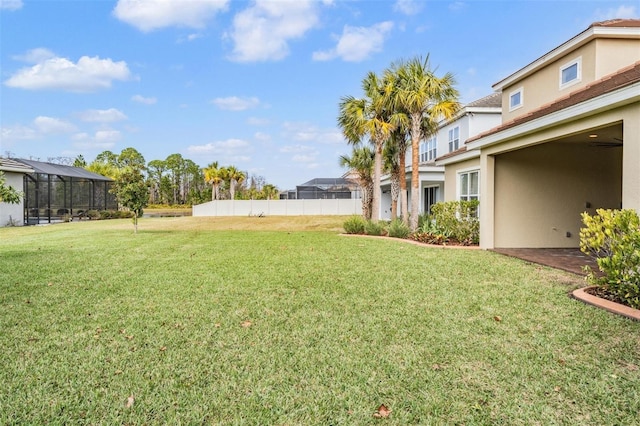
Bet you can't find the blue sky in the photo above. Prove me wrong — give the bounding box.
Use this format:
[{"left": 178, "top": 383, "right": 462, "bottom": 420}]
[{"left": 1, "top": 0, "right": 637, "bottom": 189}]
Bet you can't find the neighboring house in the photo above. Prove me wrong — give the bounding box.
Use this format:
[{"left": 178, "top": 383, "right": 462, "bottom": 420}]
[
  {"left": 4, "top": 158, "right": 118, "bottom": 226},
  {"left": 380, "top": 92, "right": 501, "bottom": 220},
  {"left": 439, "top": 19, "right": 640, "bottom": 249},
  {"left": 0, "top": 158, "right": 34, "bottom": 226},
  {"left": 281, "top": 177, "right": 359, "bottom": 200}
]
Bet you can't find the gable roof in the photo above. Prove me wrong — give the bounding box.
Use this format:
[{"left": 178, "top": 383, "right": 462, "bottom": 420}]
[
  {"left": 14, "top": 158, "right": 113, "bottom": 181},
  {"left": 468, "top": 61, "right": 640, "bottom": 144},
  {"left": 493, "top": 19, "right": 640, "bottom": 91}
]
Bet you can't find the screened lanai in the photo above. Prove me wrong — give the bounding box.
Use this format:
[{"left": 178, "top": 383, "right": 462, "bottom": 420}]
[{"left": 16, "top": 159, "right": 117, "bottom": 225}]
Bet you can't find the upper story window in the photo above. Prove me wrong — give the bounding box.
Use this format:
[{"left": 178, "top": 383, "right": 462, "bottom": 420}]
[
  {"left": 420, "top": 137, "right": 437, "bottom": 162},
  {"left": 509, "top": 87, "right": 523, "bottom": 111},
  {"left": 560, "top": 57, "right": 581, "bottom": 89},
  {"left": 448, "top": 127, "right": 459, "bottom": 152}
]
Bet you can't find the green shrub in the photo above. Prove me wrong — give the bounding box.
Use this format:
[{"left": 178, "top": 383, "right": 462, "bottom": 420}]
[
  {"left": 387, "top": 218, "right": 410, "bottom": 239},
  {"left": 364, "top": 220, "right": 386, "bottom": 236},
  {"left": 580, "top": 209, "right": 640, "bottom": 309},
  {"left": 87, "top": 210, "right": 100, "bottom": 220},
  {"left": 343, "top": 215, "right": 366, "bottom": 234},
  {"left": 430, "top": 201, "right": 479, "bottom": 245}
]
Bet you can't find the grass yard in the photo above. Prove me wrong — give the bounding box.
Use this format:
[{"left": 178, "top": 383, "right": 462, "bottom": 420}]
[{"left": 1, "top": 216, "right": 639, "bottom": 425}]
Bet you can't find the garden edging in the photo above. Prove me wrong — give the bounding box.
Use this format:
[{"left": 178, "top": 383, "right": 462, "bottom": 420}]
[
  {"left": 339, "top": 233, "right": 480, "bottom": 249},
  {"left": 572, "top": 286, "right": 640, "bottom": 321}
]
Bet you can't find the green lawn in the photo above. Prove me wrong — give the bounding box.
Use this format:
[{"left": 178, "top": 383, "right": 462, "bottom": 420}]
[{"left": 1, "top": 217, "right": 638, "bottom": 425}]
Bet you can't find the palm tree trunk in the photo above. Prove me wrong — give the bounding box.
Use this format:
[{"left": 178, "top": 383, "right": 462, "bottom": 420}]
[
  {"left": 399, "top": 147, "right": 409, "bottom": 224},
  {"left": 410, "top": 113, "right": 421, "bottom": 231},
  {"left": 371, "top": 138, "right": 383, "bottom": 222},
  {"left": 390, "top": 172, "right": 399, "bottom": 221}
]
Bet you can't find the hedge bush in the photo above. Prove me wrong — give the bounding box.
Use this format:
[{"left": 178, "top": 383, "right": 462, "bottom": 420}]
[
  {"left": 343, "top": 215, "right": 366, "bottom": 234},
  {"left": 580, "top": 209, "right": 640, "bottom": 309},
  {"left": 387, "top": 219, "right": 410, "bottom": 239}
]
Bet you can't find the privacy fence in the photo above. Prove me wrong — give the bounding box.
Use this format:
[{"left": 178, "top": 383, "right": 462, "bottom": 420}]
[{"left": 192, "top": 199, "right": 362, "bottom": 217}]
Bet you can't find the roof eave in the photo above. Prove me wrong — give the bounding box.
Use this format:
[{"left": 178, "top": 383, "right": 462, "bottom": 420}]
[{"left": 467, "top": 82, "right": 640, "bottom": 151}]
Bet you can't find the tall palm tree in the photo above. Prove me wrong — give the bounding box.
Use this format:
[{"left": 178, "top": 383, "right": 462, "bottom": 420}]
[
  {"left": 225, "top": 165, "right": 246, "bottom": 200},
  {"left": 383, "top": 132, "right": 401, "bottom": 221},
  {"left": 395, "top": 56, "right": 460, "bottom": 230},
  {"left": 203, "top": 161, "right": 224, "bottom": 201},
  {"left": 340, "top": 145, "right": 375, "bottom": 220},
  {"left": 338, "top": 71, "right": 399, "bottom": 222}
]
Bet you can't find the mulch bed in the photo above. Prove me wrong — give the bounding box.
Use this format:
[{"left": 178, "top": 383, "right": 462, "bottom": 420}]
[{"left": 584, "top": 286, "right": 632, "bottom": 307}]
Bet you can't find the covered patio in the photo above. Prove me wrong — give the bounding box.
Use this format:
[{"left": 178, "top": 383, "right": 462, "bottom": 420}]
[{"left": 492, "top": 248, "right": 598, "bottom": 276}]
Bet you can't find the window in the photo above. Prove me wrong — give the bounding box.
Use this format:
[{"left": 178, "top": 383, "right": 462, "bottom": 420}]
[
  {"left": 509, "top": 87, "right": 523, "bottom": 111},
  {"left": 420, "top": 137, "right": 437, "bottom": 162},
  {"left": 448, "top": 127, "right": 459, "bottom": 152},
  {"left": 459, "top": 170, "right": 479, "bottom": 201},
  {"left": 560, "top": 57, "right": 581, "bottom": 89}
]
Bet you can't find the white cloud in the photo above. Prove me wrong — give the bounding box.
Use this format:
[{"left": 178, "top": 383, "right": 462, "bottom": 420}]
[
  {"left": 95, "top": 130, "right": 122, "bottom": 143},
  {"left": 394, "top": 0, "right": 422, "bottom": 15},
  {"left": 227, "top": 0, "right": 323, "bottom": 62},
  {"left": 211, "top": 96, "right": 260, "bottom": 111},
  {"left": 282, "top": 122, "right": 344, "bottom": 144},
  {"left": 254, "top": 131, "right": 271, "bottom": 142},
  {"left": 187, "top": 139, "right": 251, "bottom": 159},
  {"left": 312, "top": 21, "right": 393, "bottom": 62},
  {"left": 113, "top": 0, "right": 229, "bottom": 32},
  {"left": 0, "top": 124, "right": 37, "bottom": 141},
  {"left": 131, "top": 94, "right": 157, "bottom": 104},
  {"left": 4, "top": 54, "right": 131, "bottom": 92},
  {"left": 449, "top": 2, "right": 466, "bottom": 12},
  {"left": 33, "top": 116, "right": 76, "bottom": 134},
  {"left": 291, "top": 154, "right": 317, "bottom": 163},
  {"left": 0, "top": 116, "right": 76, "bottom": 143},
  {"left": 594, "top": 5, "right": 638, "bottom": 20},
  {"left": 0, "top": 0, "right": 22, "bottom": 10},
  {"left": 12, "top": 48, "right": 56, "bottom": 64},
  {"left": 78, "top": 108, "right": 128, "bottom": 123},
  {"left": 72, "top": 132, "right": 118, "bottom": 150}
]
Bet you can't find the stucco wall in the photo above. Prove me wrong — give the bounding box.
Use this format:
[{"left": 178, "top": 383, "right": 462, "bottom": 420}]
[
  {"left": 443, "top": 157, "right": 480, "bottom": 201},
  {"left": 0, "top": 172, "right": 24, "bottom": 226},
  {"left": 493, "top": 142, "right": 622, "bottom": 248}
]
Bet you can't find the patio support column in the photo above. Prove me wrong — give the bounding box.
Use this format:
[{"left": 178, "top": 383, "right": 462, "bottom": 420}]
[
  {"left": 480, "top": 153, "right": 495, "bottom": 249},
  {"left": 622, "top": 106, "right": 640, "bottom": 214}
]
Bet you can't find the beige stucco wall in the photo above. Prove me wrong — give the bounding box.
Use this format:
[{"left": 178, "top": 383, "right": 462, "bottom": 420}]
[
  {"left": 493, "top": 142, "right": 622, "bottom": 248},
  {"left": 622, "top": 102, "right": 640, "bottom": 213},
  {"left": 479, "top": 101, "right": 637, "bottom": 249},
  {"left": 501, "top": 38, "right": 639, "bottom": 123},
  {"left": 595, "top": 39, "right": 640, "bottom": 79},
  {"left": 443, "top": 157, "right": 480, "bottom": 201}
]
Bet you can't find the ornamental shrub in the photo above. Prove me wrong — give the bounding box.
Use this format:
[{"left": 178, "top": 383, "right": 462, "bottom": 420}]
[
  {"left": 343, "top": 215, "right": 366, "bottom": 234},
  {"left": 387, "top": 218, "right": 410, "bottom": 239},
  {"left": 580, "top": 209, "right": 640, "bottom": 309},
  {"left": 364, "top": 220, "right": 386, "bottom": 236},
  {"left": 430, "top": 200, "right": 480, "bottom": 245}
]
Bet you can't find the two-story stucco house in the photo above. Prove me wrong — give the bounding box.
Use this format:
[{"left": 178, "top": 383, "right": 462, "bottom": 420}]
[
  {"left": 439, "top": 19, "right": 640, "bottom": 249},
  {"left": 379, "top": 92, "right": 502, "bottom": 220}
]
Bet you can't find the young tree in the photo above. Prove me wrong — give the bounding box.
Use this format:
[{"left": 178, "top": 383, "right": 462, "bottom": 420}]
[
  {"left": 203, "top": 161, "right": 224, "bottom": 201},
  {"left": 112, "top": 168, "right": 149, "bottom": 233}
]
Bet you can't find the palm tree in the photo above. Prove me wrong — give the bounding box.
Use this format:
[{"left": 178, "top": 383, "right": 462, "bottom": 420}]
[
  {"left": 383, "top": 133, "right": 401, "bottom": 221},
  {"left": 203, "top": 161, "right": 224, "bottom": 201},
  {"left": 262, "top": 184, "right": 279, "bottom": 200},
  {"left": 338, "top": 71, "right": 399, "bottom": 222},
  {"left": 225, "top": 165, "right": 246, "bottom": 200},
  {"left": 340, "top": 145, "right": 375, "bottom": 220},
  {"left": 394, "top": 56, "right": 460, "bottom": 230}
]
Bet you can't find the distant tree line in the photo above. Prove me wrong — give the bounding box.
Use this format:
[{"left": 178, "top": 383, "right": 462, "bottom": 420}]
[{"left": 69, "top": 148, "right": 279, "bottom": 206}]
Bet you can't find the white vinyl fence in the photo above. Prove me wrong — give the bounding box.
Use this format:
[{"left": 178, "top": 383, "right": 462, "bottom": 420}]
[{"left": 192, "top": 199, "right": 362, "bottom": 217}]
